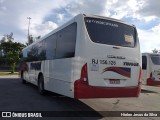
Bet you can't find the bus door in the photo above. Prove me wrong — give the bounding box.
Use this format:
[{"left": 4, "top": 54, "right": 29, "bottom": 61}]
[{"left": 142, "top": 55, "right": 147, "bottom": 84}]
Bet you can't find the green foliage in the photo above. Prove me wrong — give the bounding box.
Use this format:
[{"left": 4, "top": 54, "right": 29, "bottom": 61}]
[
  {"left": 26, "top": 35, "right": 34, "bottom": 46},
  {"left": 26, "top": 35, "right": 41, "bottom": 46},
  {"left": 0, "top": 32, "right": 14, "bottom": 43},
  {"left": 0, "top": 72, "right": 18, "bottom": 76},
  {"left": 6, "top": 32, "right": 14, "bottom": 42},
  {"left": 0, "top": 33, "right": 25, "bottom": 73}
]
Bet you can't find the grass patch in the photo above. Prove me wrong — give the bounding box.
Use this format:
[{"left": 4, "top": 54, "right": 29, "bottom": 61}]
[{"left": 0, "top": 72, "right": 19, "bottom": 76}]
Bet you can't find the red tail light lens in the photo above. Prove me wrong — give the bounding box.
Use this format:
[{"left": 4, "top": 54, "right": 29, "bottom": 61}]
[
  {"left": 80, "top": 63, "right": 88, "bottom": 84},
  {"left": 139, "top": 66, "right": 142, "bottom": 81}
]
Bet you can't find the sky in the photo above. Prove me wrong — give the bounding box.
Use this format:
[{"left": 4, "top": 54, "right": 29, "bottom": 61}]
[{"left": 0, "top": 0, "right": 160, "bottom": 53}]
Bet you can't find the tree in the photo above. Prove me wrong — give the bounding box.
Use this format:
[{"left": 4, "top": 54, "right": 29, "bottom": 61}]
[
  {"left": 26, "top": 35, "right": 41, "bottom": 46},
  {"left": 1, "top": 36, "right": 6, "bottom": 43},
  {"left": 0, "top": 41, "right": 25, "bottom": 73},
  {"left": 26, "top": 35, "right": 34, "bottom": 46},
  {"left": 36, "top": 35, "right": 41, "bottom": 40},
  {"left": 152, "top": 48, "right": 159, "bottom": 53},
  {"left": 0, "top": 32, "right": 14, "bottom": 43},
  {"left": 0, "top": 32, "right": 25, "bottom": 73},
  {"left": 7, "top": 32, "right": 14, "bottom": 42}
]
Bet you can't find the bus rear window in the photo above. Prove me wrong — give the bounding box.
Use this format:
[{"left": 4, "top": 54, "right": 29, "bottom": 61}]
[
  {"left": 150, "top": 55, "right": 160, "bottom": 65},
  {"left": 84, "top": 17, "right": 136, "bottom": 47}
]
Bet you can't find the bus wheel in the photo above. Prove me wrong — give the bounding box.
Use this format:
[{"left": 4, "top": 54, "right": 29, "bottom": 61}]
[
  {"left": 21, "top": 71, "right": 26, "bottom": 84},
  {"left": 38, "top": 75, "right": 45, "bottom": 95}
]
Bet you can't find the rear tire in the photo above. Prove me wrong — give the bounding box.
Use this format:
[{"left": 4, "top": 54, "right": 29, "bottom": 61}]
[
  {"left": 38, "top": 75, "right": 45, "bottom": 95},
  {"left": 21, "top": 71, "right": 26, "bottom": 84}
]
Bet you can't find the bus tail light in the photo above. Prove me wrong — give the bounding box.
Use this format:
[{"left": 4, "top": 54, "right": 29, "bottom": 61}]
[
  {"left": 80, "top": 63, "right": 88, "bottom": 85},
  {"left": 139, "top": 66, "right": 142, "bottom": 81}
]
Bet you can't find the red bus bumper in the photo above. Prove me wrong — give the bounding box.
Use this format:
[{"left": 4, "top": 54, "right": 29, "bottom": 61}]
[
  {"left": 147, "top": 78, "right": 160, "bottom": 86},
  {"left": 74, "top": 80, "right": 141, "bottom": 99}
]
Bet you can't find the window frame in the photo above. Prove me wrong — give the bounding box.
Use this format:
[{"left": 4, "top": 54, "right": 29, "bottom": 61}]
[{"left": 142, "top": 56, "right": 147, "bottom": 70}]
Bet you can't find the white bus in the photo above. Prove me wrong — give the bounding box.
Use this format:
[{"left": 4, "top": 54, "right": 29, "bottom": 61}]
[
  {"left": 19, "top": 14, "right": 141, "bottom": 99},
  {"left": 142, "top": 53, "right": 160, "bottom": 86}
]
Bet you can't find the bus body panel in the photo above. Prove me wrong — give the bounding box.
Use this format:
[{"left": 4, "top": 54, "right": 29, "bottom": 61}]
[
  {"left": 77, "top": 15, "right": 141, "bottom": 87},
  {"left": 42, "top": 59, "right": 76, "bottom": 98},
  {"left": 20, "top": 14, "right": 141, "bottom": 99},
  {"left": 73, "top": 14, "right": 141, "bottom": 98},
  {"left": 84, "top": 44, "right": 140, "bottom": 87},
  {"left": 142, "top": 53, "right": 160, "bottom": 85}
]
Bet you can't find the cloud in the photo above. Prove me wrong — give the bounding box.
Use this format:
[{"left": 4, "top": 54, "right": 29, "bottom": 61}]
[
  {"left": 56, "top": 13, "right": 65, "bottom": 23},
  {"left": 0, "top": 0, "right": 159, "bottom": 54},
  {"left": 138, "top": 28, "right": 160, "bottom": 53},
  {"left": 151, "top": 24, "right": 160, "bottom": 33},
  {"left": 105, "top": 0, "right": 148, "bottom": 20},
  {"left": 57, "top": 14, "right": 64, "bottom": 21},
  {"left": 30, "top": 21, "right": 58, "bottom": 38},
  {"left": 137, "top": 0, "right": 160, "bottom": 17},
  {"left": 0, "top": 0, "right": 70, "bottom": 43},
  {"left": 0, "top": 0, "right": 6, "bottom": 11},
  {"left": 63, "top": 0, "right": 156, "bottom": 22},
  {"left": 65, "top": 0, "right": 107, "bottom": 16}
]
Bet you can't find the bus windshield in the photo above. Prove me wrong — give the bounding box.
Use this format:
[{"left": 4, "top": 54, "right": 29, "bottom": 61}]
[
  {"left": 150, "top": 55, "right": 160, "bottom": 65},
  {"left": 85, "top": 17, "right": 136, "bottom": 47}
]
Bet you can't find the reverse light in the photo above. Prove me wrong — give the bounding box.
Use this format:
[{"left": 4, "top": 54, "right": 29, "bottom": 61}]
[{"left": 83, "top": 77, "right": 87, "bottom": 82}]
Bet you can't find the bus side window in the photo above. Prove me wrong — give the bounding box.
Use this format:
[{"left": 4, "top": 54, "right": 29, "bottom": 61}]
[
  {"left": 37, "top": 41, "right": 46, "bottom": 60},
  {"left": 56, "top": 22, "right": 77, "bottom": 59},
  {"left": 45, "top": 33, "right": 57, "bottom": 60},
  {"left": 142, "top": 56, "right": 147, "bottom": 70}
]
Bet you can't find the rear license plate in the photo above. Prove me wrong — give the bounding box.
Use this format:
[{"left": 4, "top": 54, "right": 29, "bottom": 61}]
[{"left": 110, "top": 79, "right": 120, "bottom": 84}]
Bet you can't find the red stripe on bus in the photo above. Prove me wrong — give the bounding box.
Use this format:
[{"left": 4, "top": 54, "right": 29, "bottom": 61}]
[
  {"left": 74, "top": 79, "right": 141, "bottom": 99},
  {"left": 147, "top": 78, "right": 160, "bottom": 86},
  {"left": 102, "top": 67, "right": 131, "bottom": 78}
]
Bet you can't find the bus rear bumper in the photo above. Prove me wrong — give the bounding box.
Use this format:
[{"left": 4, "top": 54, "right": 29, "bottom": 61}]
[
  {"left": 74, "top": 80, "right": 141, "bottom": 99},
  {"left": 147, "top": 78, "right": 160, "bottom": 86}
]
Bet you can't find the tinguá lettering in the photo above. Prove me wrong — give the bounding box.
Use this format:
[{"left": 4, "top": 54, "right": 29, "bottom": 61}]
[{"left": 123, "top": 62, "right": 139, "bottom": 66}]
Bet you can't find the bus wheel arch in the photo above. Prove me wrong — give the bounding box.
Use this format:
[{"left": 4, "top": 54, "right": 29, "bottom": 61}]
[{"left": 38, "top": 73, "right": 45, "bottom": 95}]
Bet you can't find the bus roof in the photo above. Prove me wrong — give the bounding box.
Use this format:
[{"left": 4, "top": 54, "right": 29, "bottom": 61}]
[
  {"left": 23, "top": 13, "right": 136, "bottom": 51},
  {"left": 83, "top": 14, "right": 135, "bottom": 27},
  {"left": 142, "top": 53, "right": 160, "bottom": 55}
]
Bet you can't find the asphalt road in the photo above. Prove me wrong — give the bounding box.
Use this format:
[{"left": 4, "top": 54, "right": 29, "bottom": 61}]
[
  {"left": 0, "top": 77, "right": 102, "bottom": 120},
  {"left": 81, "top": 85, "right": 160, "bottom": 120},
  {"left": 0, "top": 76, "right": 160, "bottom": 120}
]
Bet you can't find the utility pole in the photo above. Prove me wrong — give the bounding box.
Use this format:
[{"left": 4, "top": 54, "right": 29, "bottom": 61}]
[{"left": 27, "top": 17, "right": 31, "bottom": 38}]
